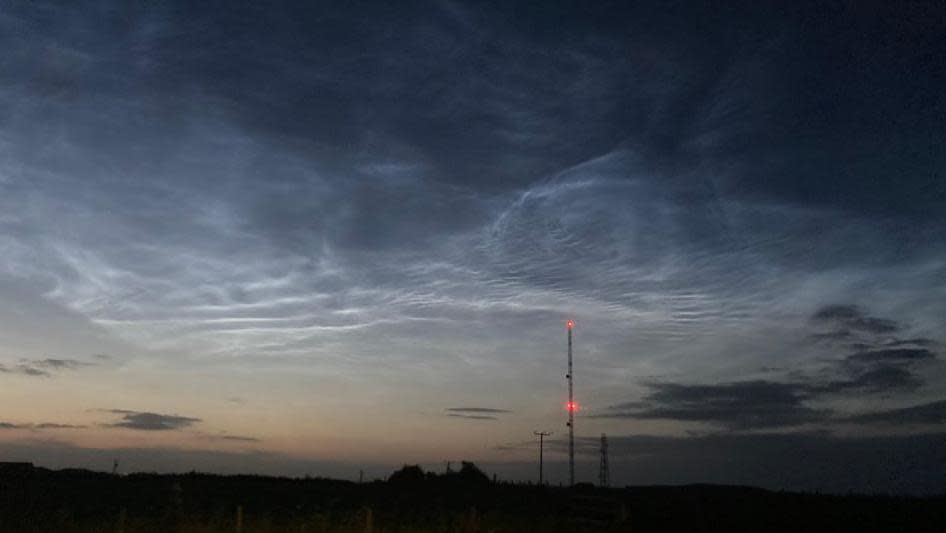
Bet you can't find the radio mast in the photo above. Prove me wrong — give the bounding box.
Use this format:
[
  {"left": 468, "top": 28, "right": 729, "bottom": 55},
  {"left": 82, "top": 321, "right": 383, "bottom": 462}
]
[{"left": 566, "top": 319, "right": 575, "bottom": 486}]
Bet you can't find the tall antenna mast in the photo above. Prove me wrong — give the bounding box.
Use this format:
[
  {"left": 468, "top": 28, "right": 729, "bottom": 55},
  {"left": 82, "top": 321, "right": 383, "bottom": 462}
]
[
  {"left": 566, "top": 319, "right": 575, "bottom": 486},
  {"left": 599, "top": 433, "right": 610, "bottom": 488},
  {"left": 533, "top": 430, "right": 552, "bottom": 486}
]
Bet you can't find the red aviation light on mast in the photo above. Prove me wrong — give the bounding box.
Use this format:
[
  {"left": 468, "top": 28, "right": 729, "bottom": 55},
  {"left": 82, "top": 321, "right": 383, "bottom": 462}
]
[
  {"left": 566, "top": 401, "right": 580, "bottom": 412},
  {"left": 566, "top": 319, "right": 574, "bottom": 330}
]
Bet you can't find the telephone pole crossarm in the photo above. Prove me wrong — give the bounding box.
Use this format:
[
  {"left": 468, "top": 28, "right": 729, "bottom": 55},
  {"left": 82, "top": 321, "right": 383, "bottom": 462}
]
[{"left": 533, "top": 430, "right": 552, "bottom": 486}]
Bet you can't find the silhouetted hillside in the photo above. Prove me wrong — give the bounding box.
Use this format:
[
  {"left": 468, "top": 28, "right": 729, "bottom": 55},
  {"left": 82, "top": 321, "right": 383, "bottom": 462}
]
[{"left": 0, "top": 463, "right": 943, "bottom": 532}]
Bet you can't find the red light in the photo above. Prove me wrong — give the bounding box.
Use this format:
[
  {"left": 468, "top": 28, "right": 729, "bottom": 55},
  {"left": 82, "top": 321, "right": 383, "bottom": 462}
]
[
  {"left": 566, "top": 320, "right": 574, "bottom": 329},
  {"left": 566, "top": 401, "right": 580, "bottom": 412}
]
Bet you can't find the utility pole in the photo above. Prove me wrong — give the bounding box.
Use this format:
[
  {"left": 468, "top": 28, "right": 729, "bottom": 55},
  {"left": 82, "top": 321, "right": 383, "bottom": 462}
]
[
  {"left": 599, "top": 433, "right": 610, "bottom": 488},
  {"left": 533, "top": 430, "right": 552, "bottom": 486},
  {"left": 566, "top": 319, "right": 575, "bottom": 486}
]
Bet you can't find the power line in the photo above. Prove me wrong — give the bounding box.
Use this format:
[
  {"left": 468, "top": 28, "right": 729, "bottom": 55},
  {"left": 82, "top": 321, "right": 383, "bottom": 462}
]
[{"left": 533, "top": 430, "right": 552, "bottom": 486}]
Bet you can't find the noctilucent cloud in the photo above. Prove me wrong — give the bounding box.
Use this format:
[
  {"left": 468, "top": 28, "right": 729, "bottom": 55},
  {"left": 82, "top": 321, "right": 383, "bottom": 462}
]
[{"left": 1, "top": 1, "right": 944, "bottom": 493}]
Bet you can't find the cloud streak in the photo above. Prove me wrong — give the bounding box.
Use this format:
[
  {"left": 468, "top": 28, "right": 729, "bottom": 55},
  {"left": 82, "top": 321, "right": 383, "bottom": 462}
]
[
  {"left": 0, "top": 422, "right": 86, "bottom": 430},
  {"left": 100, "top": 410, "right": 201, "bottom": 431},
  {"left": 844, "top": 400, "right": 946, "bottom": 426},
  {"left": 812, "top": 304, "right": 900, "bottom": 335},
  {"left": 594, "top": 305, "right": 942, "bottom": 430},
  {"left": 197, "top": 432, "right": 261, "bottom": 443},
  {"left": 446, "top": 414, "right": 498, "bottom": 421},
  {"left": 445, "top": 407, "right": 512, "bottom": 421},
  {"left": 592, "top": 380, "right": 829, "bottom": 430},
  {"left": 0, "top": 357, "right": 95, "bottom": 377},
  {"left": 445, "top": 407, "right": 512, "bottom": 414}
]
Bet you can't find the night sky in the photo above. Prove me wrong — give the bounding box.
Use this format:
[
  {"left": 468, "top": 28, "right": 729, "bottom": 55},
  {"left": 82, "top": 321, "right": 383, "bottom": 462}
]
[{"left": 1, "top": 1, "right": 945, "bottom": 494}]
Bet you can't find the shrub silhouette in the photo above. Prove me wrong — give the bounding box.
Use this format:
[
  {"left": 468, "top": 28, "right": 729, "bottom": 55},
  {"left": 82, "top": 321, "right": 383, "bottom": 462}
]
[
  {"left": 387, "top": 464, "right": 426, "bottom": 485},
  {"left": 455, "top": 461, "right": 489, "bottom": 485},
  {"left": 0, "top": 467, "right": 943, "bottom": 532},
  {"left": 388, "top": 462, "right": 490, "bottom": 487}
]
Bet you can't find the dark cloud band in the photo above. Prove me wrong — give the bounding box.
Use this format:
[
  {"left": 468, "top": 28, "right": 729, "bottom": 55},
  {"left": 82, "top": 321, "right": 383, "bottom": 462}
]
[{"left": 101, "top": 410, "right": 201, "bottom": 431}]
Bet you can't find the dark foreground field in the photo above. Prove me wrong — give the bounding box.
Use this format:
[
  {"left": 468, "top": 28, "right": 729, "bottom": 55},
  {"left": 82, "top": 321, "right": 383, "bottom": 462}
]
[{"left": 1, "top": 463, "right": 943, "bottom": 532}]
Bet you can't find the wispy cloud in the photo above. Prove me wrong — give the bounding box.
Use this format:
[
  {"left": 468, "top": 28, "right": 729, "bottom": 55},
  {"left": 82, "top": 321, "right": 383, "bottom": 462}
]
[
  {"left": 196, "top": 432, "right": 261, "bottom": 443},
  {"left": 215, "top": 435, "right": 260, "bottom": 442},
  {"left": 447, "top": 414, "right": 498, "bottom": 421},
  {"left": 0, "top": 0, "right": 943, "bottom": 492},
  {"left": 445, "top": 407, "right": 511, "bottom": 421},
  {"left": 31, "top": 358, "right": 93, "bottom": 370},
  {"left": 0, "top": 357, "right": 95, "bottom": 377},
  {"left": 1, "top": 364, "right": 51, "bottom": 377},
  {"left": 0, "top": 421, "right": 86, "bottom": 430},
  {"left": 445, "top": 407, "right": 512, "bottom": 414},
  {"left": 812, "top": 304, "right": 900, "bottom": 335}
]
